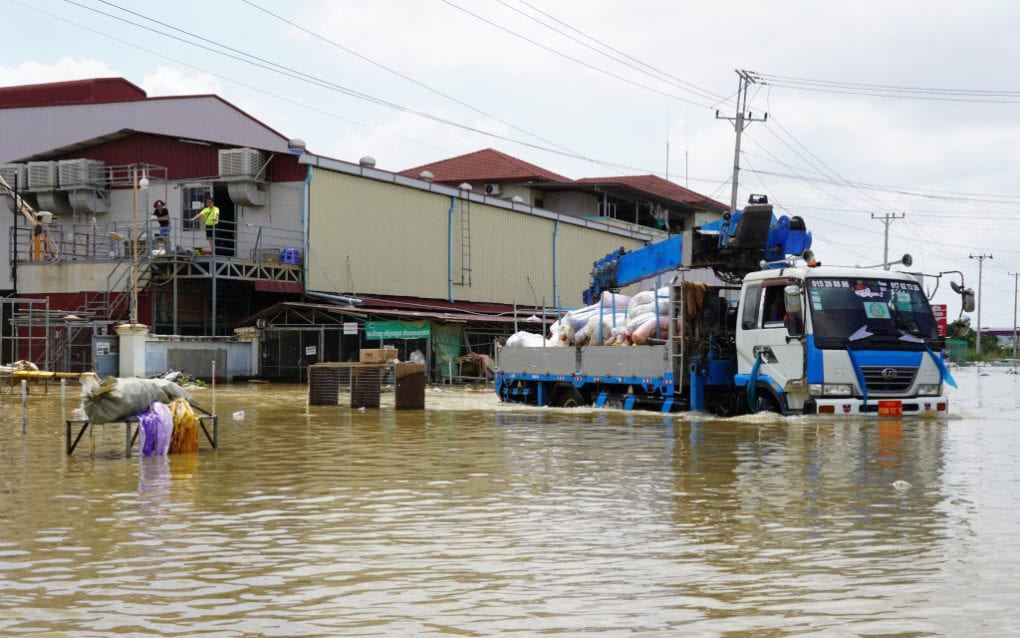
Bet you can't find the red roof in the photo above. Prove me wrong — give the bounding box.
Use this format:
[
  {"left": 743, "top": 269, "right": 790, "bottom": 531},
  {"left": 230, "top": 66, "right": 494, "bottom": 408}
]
[
  {"left": 0, "top": 77, "right": 147, "bottom": 109},
  {"left": 575, "top": 174, "right": 728, "bottom": 212},
  {"left": 400, "top": 148, "right": 571, "bottom": 184}
]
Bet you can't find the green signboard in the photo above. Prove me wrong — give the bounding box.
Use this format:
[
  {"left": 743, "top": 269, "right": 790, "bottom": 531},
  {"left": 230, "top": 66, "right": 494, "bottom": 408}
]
[{"left": 365, "top": 319, "right": 431, "bottom": 340}]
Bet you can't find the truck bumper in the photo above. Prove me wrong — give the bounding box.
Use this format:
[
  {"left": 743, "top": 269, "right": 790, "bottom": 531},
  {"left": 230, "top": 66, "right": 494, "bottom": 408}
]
[{"left": 803, "top": 396, "right": 948, "bottom": 417}]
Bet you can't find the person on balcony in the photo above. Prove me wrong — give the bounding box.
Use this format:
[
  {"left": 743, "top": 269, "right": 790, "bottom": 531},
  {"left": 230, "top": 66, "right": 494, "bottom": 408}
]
[
  {"left": 152, "top": 199, "right": 170, "bottom": 252},
  {"left": 190, "top": 197, "right": 220, "bottom": 253}
]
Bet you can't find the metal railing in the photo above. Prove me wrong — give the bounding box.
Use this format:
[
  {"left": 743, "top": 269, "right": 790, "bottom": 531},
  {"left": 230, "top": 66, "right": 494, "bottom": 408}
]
[{"left": 10, "top": 218, "right": 303, "bottom": 264}]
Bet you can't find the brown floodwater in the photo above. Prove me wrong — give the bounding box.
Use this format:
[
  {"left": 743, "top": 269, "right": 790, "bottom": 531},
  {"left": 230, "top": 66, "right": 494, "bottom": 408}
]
[{"left": 1, "top": 365, "right": 1019, "bottom": 636}]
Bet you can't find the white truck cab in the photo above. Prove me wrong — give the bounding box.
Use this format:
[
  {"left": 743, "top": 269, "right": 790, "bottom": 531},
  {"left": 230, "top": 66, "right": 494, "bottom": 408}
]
[{"left": 736, "top": 266, "right": 950, "bottom": 416}]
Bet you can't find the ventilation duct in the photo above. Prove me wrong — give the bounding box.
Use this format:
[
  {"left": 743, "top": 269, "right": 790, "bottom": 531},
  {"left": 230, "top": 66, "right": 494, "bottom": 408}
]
[
  {"left": 68, "top": 189, "right": 110, "bottom": 215},
  {"left": 35, "top": 190, "right": 72, "bottom": 216},
  {"left": 226, "top": 181, "right": 266, "bottom": 207}
]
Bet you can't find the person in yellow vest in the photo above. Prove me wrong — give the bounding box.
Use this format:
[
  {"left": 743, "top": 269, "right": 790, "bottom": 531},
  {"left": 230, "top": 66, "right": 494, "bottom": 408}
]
[{"left": 190, "top": 197, "right": 220, "bottom": 252}]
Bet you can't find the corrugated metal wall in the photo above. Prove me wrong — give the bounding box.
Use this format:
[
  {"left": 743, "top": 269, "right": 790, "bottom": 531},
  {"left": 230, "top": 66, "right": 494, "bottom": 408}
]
[
  {"left": 308, "top": 168, "right": 648, "bottom": 308},
  {"left": 309, "top": 170, "right": 449, "bottom": 299}
]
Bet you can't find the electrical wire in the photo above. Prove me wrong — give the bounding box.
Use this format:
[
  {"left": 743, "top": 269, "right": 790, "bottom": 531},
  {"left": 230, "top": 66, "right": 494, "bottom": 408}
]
[
  {"left": 437, "top": 0, "right": 720, "bottom": 110},
  {"left": 495, "top": 0, "right": 731, "bottom": 106}
]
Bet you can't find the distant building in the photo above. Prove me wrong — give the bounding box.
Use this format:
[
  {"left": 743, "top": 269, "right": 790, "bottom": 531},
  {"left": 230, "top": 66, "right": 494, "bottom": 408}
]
[{"left": 402, "top": 148, "right": 728, "bottom": 233}]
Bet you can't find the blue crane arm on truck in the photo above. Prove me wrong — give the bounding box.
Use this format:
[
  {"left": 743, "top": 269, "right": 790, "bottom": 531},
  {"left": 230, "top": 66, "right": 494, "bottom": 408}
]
[
  {"left": 495, "top": 194, "right": 959, "bottom": 417},
  {"left": 583, "top": 197, "right": 812, "bottom": 304}
]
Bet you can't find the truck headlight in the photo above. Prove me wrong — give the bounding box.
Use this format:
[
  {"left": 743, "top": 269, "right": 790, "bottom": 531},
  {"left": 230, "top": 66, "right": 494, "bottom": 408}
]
[
  {"left": 809, "top": 384, "right": 823, "bottom": 396},
  {"left": 823, "top": 384, "right": 853, "bottom": 396},
  {"left": 917, "top": 384, "right": 941, "bottom": 396}
]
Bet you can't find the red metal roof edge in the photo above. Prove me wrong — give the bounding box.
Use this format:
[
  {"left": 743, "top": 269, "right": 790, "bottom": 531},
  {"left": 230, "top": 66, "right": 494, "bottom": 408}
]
[
  {"left": 1, "top": 77, "right": 295, "bottom": 148},
  {"left": 400, "top": 147, "right": 572, "bottom": 183},
  {"left": 0, "top": 77, "right": 147, "bottom": 108},
  {"left": 575, "top": 174, "right": 728, "bottom": 211}
]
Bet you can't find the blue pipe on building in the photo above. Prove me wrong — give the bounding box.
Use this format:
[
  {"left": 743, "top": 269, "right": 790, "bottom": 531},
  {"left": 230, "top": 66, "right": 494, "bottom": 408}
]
[
  {"left": 302, "top": 165, "right": 362, "bottom": 306},
  {"left": 552, "top": 219, "right": 559, "bottom": 311},
  {"left": 448, "top": 196, "right": 456, "bottom": 303}
]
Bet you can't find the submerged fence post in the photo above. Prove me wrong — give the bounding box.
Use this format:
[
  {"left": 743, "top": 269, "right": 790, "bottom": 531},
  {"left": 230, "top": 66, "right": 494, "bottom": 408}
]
[
  {"left": 21, "top": 380, "right": 27, "bottom": 433},
  {"left": 211, "top": 359, "right": 217, "bottom": 416}
]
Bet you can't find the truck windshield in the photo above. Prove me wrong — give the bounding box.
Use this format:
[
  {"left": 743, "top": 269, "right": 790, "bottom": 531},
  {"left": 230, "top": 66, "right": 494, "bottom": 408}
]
[{"left": 807, "top": 277, "right": 940, "bottom": 349}]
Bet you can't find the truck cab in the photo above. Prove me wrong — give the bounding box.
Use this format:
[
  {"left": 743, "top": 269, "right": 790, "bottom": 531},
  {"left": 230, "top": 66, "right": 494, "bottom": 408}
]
[{"left": 736, "top": 266, "right": 950, "bottom": 416}]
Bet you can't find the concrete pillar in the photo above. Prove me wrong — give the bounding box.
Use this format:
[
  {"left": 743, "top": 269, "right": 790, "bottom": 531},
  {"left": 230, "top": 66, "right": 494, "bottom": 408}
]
[
  {"left": 116, "top": 323, "right": 149, "bottom": 378},
  {"left": 234, "top": 327, "right": 261, "bottom": 377}
]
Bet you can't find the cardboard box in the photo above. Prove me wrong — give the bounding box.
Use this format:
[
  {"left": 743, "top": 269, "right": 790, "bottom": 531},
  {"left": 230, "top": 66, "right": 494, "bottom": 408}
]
[
  {"left": 383, "top": 346, "right": 399, "bottom": 361},
  {"left": 359, "top": 348, "right": 387, "bottom": 363}
]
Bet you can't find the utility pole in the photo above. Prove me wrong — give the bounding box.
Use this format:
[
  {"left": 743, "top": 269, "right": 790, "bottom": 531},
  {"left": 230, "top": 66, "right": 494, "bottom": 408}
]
[
  {"left": 969, "top": 253, "right": 992, "bottom": 356},
  {"left": 871, "top": 212, "right": 905, "bottom": 269},
  {"left": 1010, "top": 271, "right": 1019, "bottom": 359},
  {"left": 717, "top": 69, "right": 766, "bottom": 213}
]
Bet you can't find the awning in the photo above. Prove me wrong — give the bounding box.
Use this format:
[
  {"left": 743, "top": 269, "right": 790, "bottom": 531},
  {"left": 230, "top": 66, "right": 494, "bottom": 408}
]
[{"left": 365, "top": 319, "right": 431, "bottom": 340}]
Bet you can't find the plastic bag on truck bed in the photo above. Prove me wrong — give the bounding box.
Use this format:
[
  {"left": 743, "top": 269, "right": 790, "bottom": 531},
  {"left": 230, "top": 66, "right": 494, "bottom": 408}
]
[
  {"left": 627, "top": 287, "right": 670, "bottom": 317},
  {"left": 505, "top": 330, "right": 548, "bottom": 348},
  {"left": 82, "top": 376, "right": 194, "bottom": 424},
  {"left": 574, "top": 312, "right": 628, "bottom": 346}
]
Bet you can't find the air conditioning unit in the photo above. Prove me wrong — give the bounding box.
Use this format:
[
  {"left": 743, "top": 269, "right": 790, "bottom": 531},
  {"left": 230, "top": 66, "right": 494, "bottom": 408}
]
[
  {"left": 0, "top": 164, "right": 27, "bottom": 189},
  {"left": 58, "top": 159, "right": 106, "bottom": 189},
  {"left": 484, "top": 182, "right": 501, "bottom": 195},
  {"left": 219, "top": 148, "right": 265, "bottom": 178},
  {"left": 27, "top": 161, "right": 59, "bottom": 190}
]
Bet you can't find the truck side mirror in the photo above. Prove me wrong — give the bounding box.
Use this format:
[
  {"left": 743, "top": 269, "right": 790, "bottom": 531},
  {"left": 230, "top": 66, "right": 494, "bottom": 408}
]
[{"left": 783, "top": 285, "right": 804, "bottom": 338}]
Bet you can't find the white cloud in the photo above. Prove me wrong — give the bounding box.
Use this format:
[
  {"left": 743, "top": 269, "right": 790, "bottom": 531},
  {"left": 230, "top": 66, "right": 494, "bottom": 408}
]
[
  {"left": 0, "top": 57, "right": 120, "bottom": 86},
  {"left": 141, "top": 67, "right": 221, "bottom": 97}
]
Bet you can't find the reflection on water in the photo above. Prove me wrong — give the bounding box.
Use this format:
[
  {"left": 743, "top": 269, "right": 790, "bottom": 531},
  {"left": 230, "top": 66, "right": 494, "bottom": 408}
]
[{"left": 1, "top": 368, "right": 1018, "bottom": 635}]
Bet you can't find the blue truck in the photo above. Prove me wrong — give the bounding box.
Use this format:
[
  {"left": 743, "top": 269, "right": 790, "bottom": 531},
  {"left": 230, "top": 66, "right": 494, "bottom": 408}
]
[{"left": 494, "top": 197, "right": 965, "bottom": 416}]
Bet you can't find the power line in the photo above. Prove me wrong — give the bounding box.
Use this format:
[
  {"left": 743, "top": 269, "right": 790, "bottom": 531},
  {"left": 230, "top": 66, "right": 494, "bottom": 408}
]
[
  {"left": 238, "top": 0, "right": 601, "bottom": 165},
  {"left": 39, "top": 0, "right": 720, "bottom": 179},
  {"left": 496, "top": 0, "right": 731, "bottom": 106},
  {"left": 437, "top": 0, "right": 720, "bottom": 110},
  {"left": 752, "top": 70, "right": 1020, "bottom": 103}
]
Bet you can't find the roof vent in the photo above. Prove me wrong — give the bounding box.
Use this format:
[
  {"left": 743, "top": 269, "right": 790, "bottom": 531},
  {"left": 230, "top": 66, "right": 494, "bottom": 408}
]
[
  {"left": 288, "top": 138, "right": 306, "bottom": 155},
  {"left": 359, "top": 156, "right": 376, "bottom": 168},
  {"left": 419, "top": 170, "right": 434, "bottom": 182},
  {"left": 511, "top": 195, "right": 524, "bottom": 203},
  {"left": 458, "top": 182, "right": 473, "bottom": 191}
]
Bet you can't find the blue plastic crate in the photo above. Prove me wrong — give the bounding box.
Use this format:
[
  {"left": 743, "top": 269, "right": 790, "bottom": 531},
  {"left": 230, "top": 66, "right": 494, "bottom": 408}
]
[{"left": 280, "top": 248, "right": 300, "bottom": 264}]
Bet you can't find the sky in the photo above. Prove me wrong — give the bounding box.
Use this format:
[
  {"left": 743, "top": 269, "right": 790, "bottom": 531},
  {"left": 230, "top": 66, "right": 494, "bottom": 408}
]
[{"left": 3, "top": 0, "right": 1020, "bottom": 330}]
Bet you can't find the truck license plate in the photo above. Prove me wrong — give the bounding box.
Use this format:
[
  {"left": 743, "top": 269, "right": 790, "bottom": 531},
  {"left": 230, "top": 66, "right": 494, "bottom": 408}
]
[{"left": 878, "top": 400, "right": 903, "bottom": 416}]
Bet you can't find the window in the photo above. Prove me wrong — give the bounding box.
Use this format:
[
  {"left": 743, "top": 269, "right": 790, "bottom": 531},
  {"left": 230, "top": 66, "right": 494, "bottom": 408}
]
[
  {"left": 761, "top": 285, "right": 787, "bottom": 328},
  {"left": 741, "top": 282, "right": 762, "bottom": 329}
]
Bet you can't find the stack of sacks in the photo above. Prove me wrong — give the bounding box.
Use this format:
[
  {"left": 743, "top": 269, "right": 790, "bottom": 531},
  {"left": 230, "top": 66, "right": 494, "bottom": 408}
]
[
  {"left": 574, "top": 311, "right": 629, "bottom": 346},
  {"left": 547, "top": 291, "right": 633, "bottom": 347},
  {"left": 618, "top": 286, "right": 671, "bottom": 345},
  {"left": 505, "top": 288, "right": 690, "bottom": 348}
]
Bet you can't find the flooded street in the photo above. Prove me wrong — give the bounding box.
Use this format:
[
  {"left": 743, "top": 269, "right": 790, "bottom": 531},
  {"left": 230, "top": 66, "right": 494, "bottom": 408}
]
[{"left": 2, "top": 366, "right": 1019, "bottom": 636}]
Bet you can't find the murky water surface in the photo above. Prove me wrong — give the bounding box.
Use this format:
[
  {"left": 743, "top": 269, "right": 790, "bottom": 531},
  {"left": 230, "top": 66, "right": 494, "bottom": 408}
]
[{"left": 2, "top": 366, "right": 1019, "bottom": 636}]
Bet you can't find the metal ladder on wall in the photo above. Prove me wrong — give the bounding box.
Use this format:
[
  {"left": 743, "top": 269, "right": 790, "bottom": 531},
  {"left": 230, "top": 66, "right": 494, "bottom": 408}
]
[{"left": 458, "top": 196, "right": 472, "bottom": 286}]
